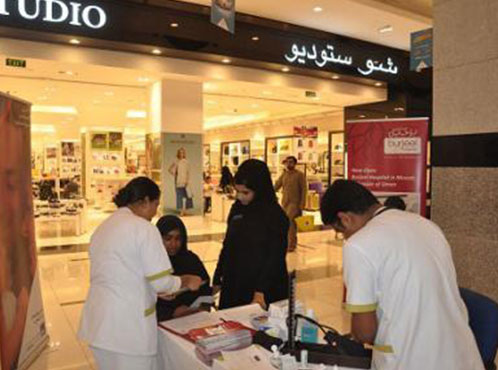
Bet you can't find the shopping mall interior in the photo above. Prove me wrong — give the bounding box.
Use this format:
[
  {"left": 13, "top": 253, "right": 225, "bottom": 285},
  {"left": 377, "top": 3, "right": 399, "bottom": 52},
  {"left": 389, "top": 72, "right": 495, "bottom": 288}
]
[{"left": 1, "top": 0, "right": 497, "bottom": 369}]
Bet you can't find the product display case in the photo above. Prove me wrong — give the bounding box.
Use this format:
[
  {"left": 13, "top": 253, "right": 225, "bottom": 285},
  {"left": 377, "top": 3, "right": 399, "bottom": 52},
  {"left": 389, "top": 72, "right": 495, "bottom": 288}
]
[
  {"left": 220, "top": 140, "right": 250, "bottom": 175},
  {"left": 329, "top": 131, "right": 345, "bottom": 185}
]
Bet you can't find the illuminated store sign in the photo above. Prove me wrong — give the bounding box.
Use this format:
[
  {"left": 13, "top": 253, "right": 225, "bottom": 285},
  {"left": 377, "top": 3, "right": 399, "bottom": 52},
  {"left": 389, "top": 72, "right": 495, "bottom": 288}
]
[
  {"left": 284, "top": 43, "right": 399, "bottom": 76},
  {"left": 0, "top": 0, "right": 107, "bottom": 29}
]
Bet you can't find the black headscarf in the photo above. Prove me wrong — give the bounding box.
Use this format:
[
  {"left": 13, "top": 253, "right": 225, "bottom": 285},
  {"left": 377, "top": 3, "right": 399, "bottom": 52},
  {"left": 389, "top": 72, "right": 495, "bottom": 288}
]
[
  {"left": 220, "top": 166, "right": 234, "bottom": 188},
  {"left": 155, "top": 215, "right": 212, "bottom": 321},
  {"left": 234, "top": 159, "right": 277, "bottom": 203},
  {"left": 156, "top": 215, "right": 189, "bottom": 263}
]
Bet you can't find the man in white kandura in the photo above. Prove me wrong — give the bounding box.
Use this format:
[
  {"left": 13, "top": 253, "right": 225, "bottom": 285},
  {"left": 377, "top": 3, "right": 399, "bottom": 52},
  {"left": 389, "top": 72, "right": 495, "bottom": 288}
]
[
  {"left": 78, "top": 177, "right": 202, "bottom": 370},
  {"left": 320, "top": 180, "right": 485, "bottom": 370}
]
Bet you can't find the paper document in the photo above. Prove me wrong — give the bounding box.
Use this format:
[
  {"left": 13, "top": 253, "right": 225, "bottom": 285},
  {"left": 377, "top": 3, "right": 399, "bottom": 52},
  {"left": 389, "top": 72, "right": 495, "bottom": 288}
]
[
  {"left": 159, "top": 311, "right": 221, "bottom": 335},
  {"left": 190, "top": 295, "right": 215, "bottom": 309}
]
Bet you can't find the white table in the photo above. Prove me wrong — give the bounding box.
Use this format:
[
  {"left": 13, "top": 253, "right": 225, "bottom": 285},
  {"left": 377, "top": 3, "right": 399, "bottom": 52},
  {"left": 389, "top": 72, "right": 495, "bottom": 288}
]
[{"left": 157, "top": 304, "right": 367, "bottom": 370}]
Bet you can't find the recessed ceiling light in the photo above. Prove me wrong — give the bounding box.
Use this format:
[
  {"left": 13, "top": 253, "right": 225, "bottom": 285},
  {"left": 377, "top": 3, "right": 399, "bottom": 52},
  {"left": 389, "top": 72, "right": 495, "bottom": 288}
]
[
  {"left": 394, "top": 107, "right": 405, "bottom": 112},
  {"left": 69, "top": 38, "right": 80, "bottom": 45},
  {"left": 251, "top": 104, "right": 260, "bottom": 108},
  {"left": 207, "top": 100, "right": 217, "bottom": 105},
  {"left": 282, "top": 67, "right": 290, "bottom": 72},
  {"left": 104, "top": 91, "right": 114, "bottom": 96},
  {"left": 59, "top": 70, "right": 75, "bottom": 76},
  {"left": 375, "top": 82, "right": 383, "bottom": 87},
  {"left": 138, "top": 77, "right": 150, "bottom": 83},
  {"left": 378, "top": 25, "right": 393, "bottom": 34},
  {"left": 359, "top": 114, "right": 366, "bottom": 118},
  {"left": 332, "top": 75, "right": 340, "bottom": 80},
  {"left": 170, "top": 22, "right": 179, "bottom": 28},
  {"left": 222, "top": 58, "right": 231, "bottom": 64},
  {"left": 313, "top": 6, "right": 323, "bottom": 12},
  {"left": 152, "top": 49, "right": 162, "bottom": 55},
  {"left": 251, "top": 36, "right": 260, "bottom": 41},
  {"left": 262, "top": 91, "right": 272, "bottom": 96},
  {"left": 37, "top": 96, "right": 48, "bottom": 101},
  {"left": 93, "top": 100, "right": 101, "bottom": 104}
]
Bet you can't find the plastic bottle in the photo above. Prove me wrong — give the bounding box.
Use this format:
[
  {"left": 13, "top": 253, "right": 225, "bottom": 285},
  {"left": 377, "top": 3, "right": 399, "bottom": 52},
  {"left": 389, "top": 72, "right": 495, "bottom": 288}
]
[{"left": 300, "top": 309, "right": 318, "bottom": 344}]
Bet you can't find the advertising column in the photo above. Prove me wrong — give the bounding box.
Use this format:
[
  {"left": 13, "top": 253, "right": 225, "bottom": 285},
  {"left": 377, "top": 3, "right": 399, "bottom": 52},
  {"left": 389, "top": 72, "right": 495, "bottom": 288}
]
[
  {"left": 346, "top": 118, "right": 429, "bottom": 216},
  {"left": 150, "top": 80, "right": 204, "bottom": 216},
  {"left": 0, "top": 93, "right": 48, "bottom": 370}
]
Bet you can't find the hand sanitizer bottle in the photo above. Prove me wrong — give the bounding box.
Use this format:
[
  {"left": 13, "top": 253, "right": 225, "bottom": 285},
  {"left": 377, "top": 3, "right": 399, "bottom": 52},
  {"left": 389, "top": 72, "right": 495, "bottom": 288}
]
[{"left": 301, "top": 309, "right": 318, "bottom": 344}]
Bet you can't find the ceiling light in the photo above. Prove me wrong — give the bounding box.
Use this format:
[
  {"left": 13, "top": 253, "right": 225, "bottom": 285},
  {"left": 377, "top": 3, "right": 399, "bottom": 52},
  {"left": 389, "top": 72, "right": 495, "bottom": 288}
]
[
  {"left": 32, "top": 105, "right": 78, "bottom": 115},
  {"left": 126, "top": 110, "right": 147, "bottom": 119},
  {"left": 222, "top": 58, "right": 231, "bottom": 64},
  {"left": 104, "top": 91, "right": 114, "bottom": 96},
  {"left": 251, "top": 104, "right": 260, "bottom": 108},
  {"left": 59, "top": 70, "right": 75, "bottom": 76},
  {"left": 313, "top": 6, "right": 323, "bottom": 12},
  {"left": 170, "top": 22, "right": 179, "bottom": 28},
  {"left": 375, "top": 82, "right": 383, "bottom": 87},
  {"left": 207, "top": 100, "right": 217, "bottom": 105},
  {"left": 262, "top": 91, "right": 272, "bottom": 96},
  {"left": 152, "top": 49, "right": 162, "bottom": 55},
  {"left": 37, "top": 96, "right": 48, "bottom": 101},
  {"left": 251, "top": 36, "right": 260, "bottom": 41},
  {"left": 138, "top": 77, "right": 150, "bottom": 83},
  {"left": 359, "top": 114, "right": 366, "bottom": 118},
  {"left": 378, "top": 25, "right": 393, "bottom": 34},
  {"left": 93, "top": 100, "right": 101, "bottom": 104},
  {"left": 282, "top": 67, "right": 290, "bottom": 72},
  {"left": 394, "top": 107, "right": 405, "bottom": 112},
  {"left": 332, "top": 75, "right": 340, "bottom": 80},
  {"left": 69, "top": 38, "right": 80, "bottom": 45}
]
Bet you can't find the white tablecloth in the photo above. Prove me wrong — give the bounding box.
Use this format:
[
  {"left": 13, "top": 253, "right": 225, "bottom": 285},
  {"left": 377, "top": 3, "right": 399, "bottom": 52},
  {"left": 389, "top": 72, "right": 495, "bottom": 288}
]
[{"left": 157, "top": 304, "right": 367, "bottom": 370}]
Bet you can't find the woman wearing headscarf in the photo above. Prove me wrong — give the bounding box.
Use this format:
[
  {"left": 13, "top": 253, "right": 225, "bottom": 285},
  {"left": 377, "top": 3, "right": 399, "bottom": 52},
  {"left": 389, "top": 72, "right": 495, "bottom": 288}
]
[
  {"left": 213, "top": 159, "right": 289, "bottom": 309},
  {"left": 218, "top": 166, "right": 234, "bottom": 195},
  {"left": 155, "top": 215, "right": 212, "bottom": 321}
]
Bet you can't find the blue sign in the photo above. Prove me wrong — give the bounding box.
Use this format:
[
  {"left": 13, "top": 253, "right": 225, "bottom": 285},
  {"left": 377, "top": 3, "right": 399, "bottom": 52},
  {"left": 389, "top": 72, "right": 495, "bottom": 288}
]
[
  {"left": 211, "top": 0, "right": 235, "bottom": 34},
  {"left": 410, "top": 28, "right": 432, "bottom": 71}
]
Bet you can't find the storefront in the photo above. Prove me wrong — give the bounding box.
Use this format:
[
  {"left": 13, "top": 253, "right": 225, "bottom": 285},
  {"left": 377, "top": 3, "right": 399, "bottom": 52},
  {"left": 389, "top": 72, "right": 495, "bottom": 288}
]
[{"left": 0, "top": 0, "right": 430, "bottom": 249}]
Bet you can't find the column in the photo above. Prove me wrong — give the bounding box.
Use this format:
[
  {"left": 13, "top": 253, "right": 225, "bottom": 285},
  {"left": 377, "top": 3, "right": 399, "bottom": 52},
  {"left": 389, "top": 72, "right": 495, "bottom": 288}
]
[
  {"left": 432, "top": 0, "right": 498, "bottom": 300},
  {"left": 149, "top": 79, "right": 204, "bottom": 216}
]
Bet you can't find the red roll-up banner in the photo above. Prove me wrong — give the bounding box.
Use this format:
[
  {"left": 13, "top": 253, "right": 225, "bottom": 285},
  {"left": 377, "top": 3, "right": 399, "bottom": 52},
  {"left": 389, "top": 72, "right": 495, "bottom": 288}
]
[
  {"left": 346, "top": 118, "right": 429, "bottom": 216},
  {"left": 0, "top": 92, "right": 48, "bottom": 370}
]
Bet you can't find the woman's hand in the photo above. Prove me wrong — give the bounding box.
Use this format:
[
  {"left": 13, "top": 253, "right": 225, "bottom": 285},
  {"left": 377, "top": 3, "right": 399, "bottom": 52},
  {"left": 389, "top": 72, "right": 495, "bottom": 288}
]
[
  {"left": 173, "top": 305, "right": 198, "bottom": 318},
  {"left": 252, "top": 292, "right": 267, "bottom": 310}
]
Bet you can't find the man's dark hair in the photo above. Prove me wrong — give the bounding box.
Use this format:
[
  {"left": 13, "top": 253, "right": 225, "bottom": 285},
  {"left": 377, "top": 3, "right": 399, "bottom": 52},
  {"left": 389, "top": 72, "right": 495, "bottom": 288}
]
[
  {"left": 286, "top": 156, "right": 298, "bottom": 164},
  {"left": 320, "top": 180, "right": 379, "bottom": 225},
  {"left": 384, "top": 196, "right": 406, "bottom": 211}
]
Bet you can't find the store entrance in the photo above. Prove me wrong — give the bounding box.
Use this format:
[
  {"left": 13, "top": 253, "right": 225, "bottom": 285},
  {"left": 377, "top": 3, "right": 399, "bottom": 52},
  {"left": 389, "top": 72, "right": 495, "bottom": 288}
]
[{"left": 0, "top": 56, "right": 386, "bottom": 253}]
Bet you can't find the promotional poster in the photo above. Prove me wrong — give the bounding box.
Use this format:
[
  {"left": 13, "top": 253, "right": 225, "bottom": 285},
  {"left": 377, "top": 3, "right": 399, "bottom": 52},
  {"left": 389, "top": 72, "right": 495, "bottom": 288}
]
[
  {"left": 346, "top": 118, "right": 429, "bottom": 215},
  {"left": 211, "top": 0, "right": 235, "bottom": 33},
  {"left": 161, "top": 133, "right": 203, "bottom": 216},
  {"left": 0, "top": 93, "right": 48, "bottom": 370}
]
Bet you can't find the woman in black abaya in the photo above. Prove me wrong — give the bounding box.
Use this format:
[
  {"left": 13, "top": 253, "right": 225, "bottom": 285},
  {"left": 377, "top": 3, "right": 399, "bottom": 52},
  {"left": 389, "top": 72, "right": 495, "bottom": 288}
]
[{"left": 213, "top": 159, "right": 289, "bottom": 309}]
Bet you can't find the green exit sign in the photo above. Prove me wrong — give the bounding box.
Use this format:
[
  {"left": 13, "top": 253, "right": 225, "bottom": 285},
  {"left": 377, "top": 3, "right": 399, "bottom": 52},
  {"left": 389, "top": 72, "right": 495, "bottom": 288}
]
[{"left": 6, "top": 58, "right": 26, "bottom": 68}]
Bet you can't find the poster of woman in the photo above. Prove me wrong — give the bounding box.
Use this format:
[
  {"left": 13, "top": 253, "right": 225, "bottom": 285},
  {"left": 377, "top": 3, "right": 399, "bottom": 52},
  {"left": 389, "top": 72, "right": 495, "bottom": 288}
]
[{"left": 162, "top": 133, "right": 203, "bottom": 216}]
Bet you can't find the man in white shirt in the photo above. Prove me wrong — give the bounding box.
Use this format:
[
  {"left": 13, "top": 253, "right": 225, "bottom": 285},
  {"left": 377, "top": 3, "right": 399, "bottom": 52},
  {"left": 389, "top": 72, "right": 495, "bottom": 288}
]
[{"left": 320, "top": 179, "right": 484, "bottom": 370}]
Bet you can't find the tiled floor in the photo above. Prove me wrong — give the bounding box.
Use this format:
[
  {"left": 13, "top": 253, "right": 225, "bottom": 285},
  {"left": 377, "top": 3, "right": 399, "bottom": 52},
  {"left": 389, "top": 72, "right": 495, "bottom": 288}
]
[{"left": 30, "top": 229, "right": 348, "bottom": 370}]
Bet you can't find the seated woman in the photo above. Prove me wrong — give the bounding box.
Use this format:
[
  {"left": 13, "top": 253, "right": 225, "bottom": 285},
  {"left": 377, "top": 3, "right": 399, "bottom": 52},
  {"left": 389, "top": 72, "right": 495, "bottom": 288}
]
[{"left": 155, "top": 215, "right": 212, "bottom": 321}]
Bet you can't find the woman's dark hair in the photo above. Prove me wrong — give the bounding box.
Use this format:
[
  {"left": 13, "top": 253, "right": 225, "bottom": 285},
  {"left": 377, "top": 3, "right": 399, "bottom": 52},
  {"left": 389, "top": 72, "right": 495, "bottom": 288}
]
[
  {"left": 156, "top": 215, "right": 188, "bottom": 254},
  {"left": 234, "top": 159, "right": 277, "bottom": 203},
  {"left": 113, "top": 177, "right": 160, "bottom": 207},
  {"left": 320, "top": 180, "right": 379, "bottom": 225}
]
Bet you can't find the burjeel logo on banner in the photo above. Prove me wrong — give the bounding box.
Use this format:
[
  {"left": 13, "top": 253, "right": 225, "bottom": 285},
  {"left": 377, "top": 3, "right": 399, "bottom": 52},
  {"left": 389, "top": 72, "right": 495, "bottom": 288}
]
[{"left": 384, "top": 127, "right": 422, "bottom": 155}]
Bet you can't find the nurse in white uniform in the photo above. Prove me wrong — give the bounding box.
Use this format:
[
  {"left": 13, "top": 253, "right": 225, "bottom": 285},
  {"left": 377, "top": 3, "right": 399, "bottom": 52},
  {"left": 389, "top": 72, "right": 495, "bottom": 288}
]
[
  {"left": 320, "top": 180, "right": 484, "bottom": 370},
  {"left": 78, "top": 177, "right": 202, "bottom": 370}
]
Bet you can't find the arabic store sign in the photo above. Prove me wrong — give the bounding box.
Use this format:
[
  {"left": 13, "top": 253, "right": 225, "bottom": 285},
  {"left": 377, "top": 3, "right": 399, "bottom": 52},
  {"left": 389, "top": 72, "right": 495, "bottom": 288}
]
[{"left": 284, "top": 43, "right": 399, "bottom": 77}]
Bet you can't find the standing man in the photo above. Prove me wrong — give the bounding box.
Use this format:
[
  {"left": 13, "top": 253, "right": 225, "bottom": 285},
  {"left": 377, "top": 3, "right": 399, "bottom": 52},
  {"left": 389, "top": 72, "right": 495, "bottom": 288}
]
[
  {"left": 275, "top": 156, "right": 306, "bottom": 252},
  {"left": 320, "top": 180, "right": 484, "bottom": 370}
]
